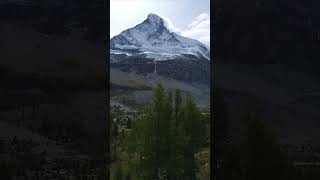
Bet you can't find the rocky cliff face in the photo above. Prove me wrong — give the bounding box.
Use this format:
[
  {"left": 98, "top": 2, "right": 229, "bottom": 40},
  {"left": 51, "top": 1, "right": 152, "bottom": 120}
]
[{"left": 111, "top": 54, "right": 210, "bottom": 85}]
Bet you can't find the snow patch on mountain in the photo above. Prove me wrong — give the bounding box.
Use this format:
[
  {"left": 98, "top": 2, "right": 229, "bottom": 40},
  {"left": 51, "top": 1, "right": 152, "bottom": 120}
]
[{"left": 110, "top": 49, "right": 133, "bottom": 56}]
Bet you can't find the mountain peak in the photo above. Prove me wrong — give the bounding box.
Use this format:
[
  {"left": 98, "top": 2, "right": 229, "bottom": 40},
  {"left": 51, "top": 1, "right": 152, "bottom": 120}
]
[
  {"left": 110, "top": 13, "right": 209, "bottom": 60},
  {"left": 147, "top": 13, "right": 163, "bottom": 25}
]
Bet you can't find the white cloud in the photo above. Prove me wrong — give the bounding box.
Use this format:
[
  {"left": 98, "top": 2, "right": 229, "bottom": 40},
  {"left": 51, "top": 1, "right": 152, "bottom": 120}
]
[
  {"left": 188, "top": 13, "right": 209, "bottom": 28},
  {"left": 162, "top": 16, "right": 181, "bottom": 33},
  {"left": 161, "top": 13, "right": 210, "bottom": 46},
  {"left": 182, "top": 13, "right": 210, "bottom": 46}
]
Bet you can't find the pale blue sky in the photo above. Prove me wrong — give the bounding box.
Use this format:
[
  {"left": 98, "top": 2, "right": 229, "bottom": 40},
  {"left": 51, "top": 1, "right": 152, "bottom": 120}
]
[{"left": 110, "top": 0, "right": 210, "bottom": 46}]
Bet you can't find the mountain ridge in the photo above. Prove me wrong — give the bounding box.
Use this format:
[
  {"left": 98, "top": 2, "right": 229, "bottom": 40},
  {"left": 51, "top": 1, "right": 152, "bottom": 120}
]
[
  {"left": 110, "top": 13, "right": 210, "bottom": 60},
  {"left": 110, "top": 13, "right": 210, "bottom": 106}
]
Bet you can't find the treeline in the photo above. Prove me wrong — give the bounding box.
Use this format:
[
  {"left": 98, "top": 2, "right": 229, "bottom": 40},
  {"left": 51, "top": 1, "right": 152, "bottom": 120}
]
[{"left": 112, "top": 84, "right": 209, "bottom": 180}]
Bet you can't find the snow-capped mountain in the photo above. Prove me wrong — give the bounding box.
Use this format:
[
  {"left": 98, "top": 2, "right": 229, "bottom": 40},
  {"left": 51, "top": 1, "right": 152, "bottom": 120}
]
[
  {"left": 110, "top": 13, "right": 210, "bottom": 85},
  {"left": 110, "top": 13, "right": 210, "bottom": 60}
]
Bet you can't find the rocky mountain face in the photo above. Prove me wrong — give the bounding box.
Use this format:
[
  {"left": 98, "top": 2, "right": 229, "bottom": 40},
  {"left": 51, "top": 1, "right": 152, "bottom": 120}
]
[
  {"left": 111, "top": 14, "right": 209, "bottom": 56},
  {"left": 110, "top": 14, "right": 210, "bottom": 85}
]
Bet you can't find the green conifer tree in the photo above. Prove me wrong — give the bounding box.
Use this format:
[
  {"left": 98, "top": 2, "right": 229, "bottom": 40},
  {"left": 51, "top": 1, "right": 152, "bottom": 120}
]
[{"left": 181, "top": 94, "right": 207, "bottom": 180}]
